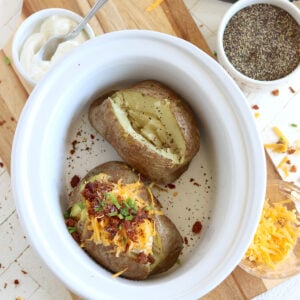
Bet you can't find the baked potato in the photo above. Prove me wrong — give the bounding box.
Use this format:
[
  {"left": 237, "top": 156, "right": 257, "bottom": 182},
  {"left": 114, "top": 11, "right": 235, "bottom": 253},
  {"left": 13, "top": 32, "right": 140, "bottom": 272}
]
[
  {"left": 65, "top": 161, "right": 183, "bottom": 280},
  {"left": 89, "top": 80, "right": 200, "bottom": 184}
]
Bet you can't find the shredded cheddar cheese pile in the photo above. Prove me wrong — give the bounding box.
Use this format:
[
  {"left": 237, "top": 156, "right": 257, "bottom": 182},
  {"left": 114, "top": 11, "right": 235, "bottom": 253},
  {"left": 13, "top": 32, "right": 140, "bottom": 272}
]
[{"left": 245, "top": 198, "right": 300, "bottom": 269}]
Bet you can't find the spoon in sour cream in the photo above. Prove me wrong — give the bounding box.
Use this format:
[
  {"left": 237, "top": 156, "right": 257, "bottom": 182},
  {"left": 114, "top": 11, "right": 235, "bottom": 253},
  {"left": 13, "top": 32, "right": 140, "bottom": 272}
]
[{"left": 36, "top": 0, "right": 108, "bottom": 61}]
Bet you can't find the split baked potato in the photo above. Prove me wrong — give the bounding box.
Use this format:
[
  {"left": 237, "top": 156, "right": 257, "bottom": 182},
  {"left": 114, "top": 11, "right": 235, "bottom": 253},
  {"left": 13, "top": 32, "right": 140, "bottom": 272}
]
[
  {"left": 89, "top": 80, "right": 200, "bottom": 184},
  {"left": 65, "top": 161, "right": 183, "bottom": 280}
]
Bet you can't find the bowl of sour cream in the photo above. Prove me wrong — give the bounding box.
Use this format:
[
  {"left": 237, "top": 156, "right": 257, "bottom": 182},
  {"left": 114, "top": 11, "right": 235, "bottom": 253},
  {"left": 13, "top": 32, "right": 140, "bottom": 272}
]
[{"left": 12, "top": 8, "right": 95, "bottom": 88}]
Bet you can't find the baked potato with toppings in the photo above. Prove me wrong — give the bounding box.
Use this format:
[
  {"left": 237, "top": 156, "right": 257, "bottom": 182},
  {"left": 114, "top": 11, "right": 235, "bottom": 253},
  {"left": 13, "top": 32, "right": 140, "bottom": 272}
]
[
  {"left": 65, "top": 161, "right": 183, "bottom": 280},
  {"left": 89, "top": 80, "right": 200, "bottom": 184}
]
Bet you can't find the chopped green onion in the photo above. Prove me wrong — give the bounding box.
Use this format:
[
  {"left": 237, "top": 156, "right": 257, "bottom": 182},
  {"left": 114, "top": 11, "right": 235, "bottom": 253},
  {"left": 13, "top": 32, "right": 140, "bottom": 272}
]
[
  {"left": 78, "top": 201, "right": 85, "bottom": 209},
  {"left": 120, "top": 207, "right": 129, "bottom": 217},
  {"left": 144, "top": 205, "right": 152, "bottom": 211},
  {"left": 290, "top": 123, "right": 298, "bottom": 128},
  {"left": 125, "top": 215, "right": 133, "bottom": 221},
  {"left": 63, "top": 210, "right": 70, "bottom": 219},
  {"left": 118, "top": 213, "right": 124, "bottom": 220},
  {"left": 106, "top": 193, "right": 121, "bottom": 209},
  {"left": 4, "top": 56, "right": 11, "bottom": 65},
  {"left": 108, "top": 211, "right": 118, "bottom": 217},
  {"left": 68, "top": 226, "right": 77, "bottom": 234}
]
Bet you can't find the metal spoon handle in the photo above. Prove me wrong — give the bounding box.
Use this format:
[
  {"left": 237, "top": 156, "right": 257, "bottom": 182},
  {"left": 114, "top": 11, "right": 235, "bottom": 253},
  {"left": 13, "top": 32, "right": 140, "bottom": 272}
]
[{"left": 66, "top": 0, "right": 108, "bottom": 40}]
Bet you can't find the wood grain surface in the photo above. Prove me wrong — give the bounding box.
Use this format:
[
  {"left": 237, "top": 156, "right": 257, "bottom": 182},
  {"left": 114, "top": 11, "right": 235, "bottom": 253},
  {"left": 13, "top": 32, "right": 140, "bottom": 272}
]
[{"left": 0, "top": 0, "right": 282, "bottom": 298}]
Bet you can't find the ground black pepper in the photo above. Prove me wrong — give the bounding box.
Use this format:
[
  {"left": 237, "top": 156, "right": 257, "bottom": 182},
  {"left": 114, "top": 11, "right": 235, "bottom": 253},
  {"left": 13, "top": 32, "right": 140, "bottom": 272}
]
[{"left": 223, "top": 4, "right": 300, "bottom": 81}]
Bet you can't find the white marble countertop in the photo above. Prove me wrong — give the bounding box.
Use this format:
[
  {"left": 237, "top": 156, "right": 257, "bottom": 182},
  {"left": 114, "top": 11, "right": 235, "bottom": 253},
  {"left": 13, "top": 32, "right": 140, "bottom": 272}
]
[{"left": 1, "top": 0, "right": 300, "bottom": 299}]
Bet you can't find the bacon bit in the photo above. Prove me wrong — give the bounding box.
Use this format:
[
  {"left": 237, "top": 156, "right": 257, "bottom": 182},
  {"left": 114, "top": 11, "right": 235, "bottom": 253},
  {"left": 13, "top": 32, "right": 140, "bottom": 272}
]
[
  {"left": 0, "top": 162, "right": 3, "bottom": 168},
  {"left": 290, "top": 165, "right": 297, "bottom": 173},
  {"left": 14, "top": 279, "right": 20, "bottom": 285},
  {"left": 21, "top": 270, "right": 27, "bottom": 275},
  {"left": 192, "top": 221, "right": 202, "bottom": 234},
  {"left": 193, "top": 182, "right": 200, "bottom": 187},
  {"left": 289, "top": 86, "right": 295, "bottom": 93},
  {"left": 189, "top": 178, "right": 195, "bottom": 182},
  {"left": 90, "top": 134, "right": 95, "bottom": 139},
  {"left": 146, "top": 0, "right": 164, "bottom": 11},
  {"left": 136, "top": 252, "right": 155, "bottom": 264},
  {"left": 0, "top": 120, "right": 6, "bottom": 126},
  {"left": 112, "top": 267, "right": 128, "bottom": 278},
  {"left": 252, "top": 104, "right": 259, "bottom": 110},
  {"left": 70, "top": 140, "right": 78, "bottom": 154},
  {"left": 288, "top": 147, "right": 296, "bottom": 155},
  {"left": 271, "top": 89, "right": 279, "bottom": 96},
  {"left": 166, "top": 183, "right": 176, "bottom": 189},
  {"left": 70, "top": 175, "right": 80, "bottom": 188},
  {"left": 184, "top": 236, "right": 188, "bottom": 245}
]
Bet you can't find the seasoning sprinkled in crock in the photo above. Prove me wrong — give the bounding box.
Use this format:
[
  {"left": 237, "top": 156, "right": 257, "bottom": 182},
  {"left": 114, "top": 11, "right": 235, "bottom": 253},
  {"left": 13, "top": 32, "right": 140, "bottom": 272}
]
[{"left": 223, "top": 4, "right": 300, "bottom": 81}]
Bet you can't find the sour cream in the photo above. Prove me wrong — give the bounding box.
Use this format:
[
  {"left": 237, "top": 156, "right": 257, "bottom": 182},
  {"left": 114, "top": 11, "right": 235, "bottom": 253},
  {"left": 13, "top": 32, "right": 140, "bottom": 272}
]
[{"left": 20, "top": 15, "right": 89, "bottom": 82}]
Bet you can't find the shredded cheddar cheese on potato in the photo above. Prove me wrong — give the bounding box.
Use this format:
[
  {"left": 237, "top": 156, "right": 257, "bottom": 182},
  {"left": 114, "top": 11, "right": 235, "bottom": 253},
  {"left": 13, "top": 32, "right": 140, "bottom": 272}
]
[
  {"left": 85, "top": 178, "right": 161, "bottom": 257},
  {"left": 245, "top": 198, "right": 300, "bottom": 269}
]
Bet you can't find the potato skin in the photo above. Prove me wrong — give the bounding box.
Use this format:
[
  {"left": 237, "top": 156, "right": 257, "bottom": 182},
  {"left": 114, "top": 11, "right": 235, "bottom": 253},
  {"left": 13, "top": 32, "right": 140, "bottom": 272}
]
[
  {"left": 89, "top": 80, "right": 200, "bottom": 184},
  {"left": 69, "top": 161, "right": 183, "bottom": 280}
]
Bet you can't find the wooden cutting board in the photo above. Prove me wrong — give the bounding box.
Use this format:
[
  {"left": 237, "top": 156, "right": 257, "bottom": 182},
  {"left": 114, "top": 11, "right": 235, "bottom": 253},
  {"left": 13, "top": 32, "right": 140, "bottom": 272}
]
[{"left": 0, "top": 0, "right": 284, "bottom": 299}]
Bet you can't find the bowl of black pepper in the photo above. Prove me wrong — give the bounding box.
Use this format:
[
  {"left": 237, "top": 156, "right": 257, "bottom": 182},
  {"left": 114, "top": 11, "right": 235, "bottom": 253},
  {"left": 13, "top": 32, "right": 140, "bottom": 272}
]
[{"left": 217, "top": 0, "right": 300, "bottom": 90}]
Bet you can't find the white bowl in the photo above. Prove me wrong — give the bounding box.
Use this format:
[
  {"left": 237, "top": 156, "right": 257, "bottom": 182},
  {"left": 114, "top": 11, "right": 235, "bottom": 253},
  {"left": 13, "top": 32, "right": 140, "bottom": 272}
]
[
  {"left": 11, "top": 30, "right": 266, "bottom": 299},
  {"left": 217, "top": 0, "right": 300, "bottom": 90},
  {"left": 12, "top": 8, "right": 95, "bottom": 88}
]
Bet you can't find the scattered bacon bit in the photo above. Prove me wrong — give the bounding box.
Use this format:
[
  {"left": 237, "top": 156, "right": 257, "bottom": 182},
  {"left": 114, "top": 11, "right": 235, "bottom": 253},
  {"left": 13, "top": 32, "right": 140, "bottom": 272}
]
[
  {"left": 70, "top": 175, "right": 80, "bottom": 188},
  {"left": 189, "top": 178, "right": 195, "bottom": 182},
  {"left": 192, "top": 221, "right": 202, "bottom": 234},
  {"left": 90, "top": 134, "right": 95, "bottom": 139},
  {"left": 14, "top": 279, "right": 19, "bottom": 285},
  {"left": 252, "top": 104, "right": 259, "bottom": 110},
  {"left": 290, "top": 165, "right": 297, "bottom": 173},
  {"left": 271, "top": 89, "right": 279, "bottom": 96},
  {"left": 288, "top": 147, "right": 296, "bottom": 155},
  {"left": 289, "top": 86, "right": 295, "bottom": 93},
  {"left": 21, "top": 270, "right": 27, "bottom": 275},
  {"left": 136, "top": 252, "right": 155, "bottom": 264},
  {"left": 184, "top": 236, "right": 188, "bottom": 245},
  {"left": 166, "top": 183, "right": 176, "bottom": 189},
  {"left": 0, "top": 162, "right": 3, "bottom": 168},
  {"left": 0, "top": 120, "right": 6, "bottom": 126},
  {"left": 70, "top": 140, "right": 78, "bottom": 155},
  {"left": 193, "top": 182, "right": 200, "bottom": 187}
]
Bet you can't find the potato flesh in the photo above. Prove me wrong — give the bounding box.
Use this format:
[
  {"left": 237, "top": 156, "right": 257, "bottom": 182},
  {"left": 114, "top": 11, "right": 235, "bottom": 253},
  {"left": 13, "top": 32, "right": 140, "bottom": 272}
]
[{"left": 110, "top": 91, "right": 186, "bottom": 163}]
